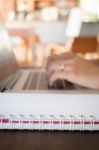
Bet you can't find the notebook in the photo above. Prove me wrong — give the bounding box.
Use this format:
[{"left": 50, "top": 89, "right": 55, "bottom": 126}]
[{"left": 0, "top": 93, "right": 99, "bottom": 131}]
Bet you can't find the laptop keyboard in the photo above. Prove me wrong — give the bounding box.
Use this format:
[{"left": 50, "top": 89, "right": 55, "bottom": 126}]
[
  {"left": 22, "top": 70, "right": 76, "bottom": 90},
  {"left": 0, "top": 69, "right": 85, "bottom": 92}
]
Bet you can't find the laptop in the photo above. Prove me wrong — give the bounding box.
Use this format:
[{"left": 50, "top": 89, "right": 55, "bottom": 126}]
[{"left": 0, "top": 19, "right": 98, "bottom": 94}]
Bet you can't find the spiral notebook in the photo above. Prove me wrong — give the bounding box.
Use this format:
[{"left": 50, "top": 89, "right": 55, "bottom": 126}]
[{"left": 0, "top": 93, "right": 99, "bottom": 131}]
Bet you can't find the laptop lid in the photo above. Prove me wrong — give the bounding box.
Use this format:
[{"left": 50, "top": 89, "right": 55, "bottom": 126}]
[{"left": 0, "top": 17, "right": 18, "bottom": 81}]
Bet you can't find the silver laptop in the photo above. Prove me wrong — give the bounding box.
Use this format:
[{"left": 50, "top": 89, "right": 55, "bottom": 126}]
[{"left": 0, "top": 19, "right": 98, "bottom": 94}]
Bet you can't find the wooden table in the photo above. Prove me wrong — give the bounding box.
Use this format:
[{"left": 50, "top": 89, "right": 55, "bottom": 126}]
[{"left": 0, "top": 131, "right": 99, "bottom": 150}]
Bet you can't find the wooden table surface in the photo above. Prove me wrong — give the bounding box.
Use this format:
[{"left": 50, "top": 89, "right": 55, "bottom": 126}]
[{"left": 0, "top": 131, "right": 99, "bottom": 150}]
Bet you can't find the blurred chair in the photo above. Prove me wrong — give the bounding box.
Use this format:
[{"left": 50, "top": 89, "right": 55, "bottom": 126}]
[
  {"left": 7, "top": 28, "right": 35, "bottom": 67},
  {"left": 70, "top": 36, "right": 98, "bottom": 54}
]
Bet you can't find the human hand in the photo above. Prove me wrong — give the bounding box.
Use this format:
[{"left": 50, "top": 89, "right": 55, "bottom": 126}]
[{"left": 47, "top": 55, "right": 99, "bottom": 90}]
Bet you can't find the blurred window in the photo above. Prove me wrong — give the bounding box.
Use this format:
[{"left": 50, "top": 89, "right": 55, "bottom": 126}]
[{"left": 80, "top": 0, "right": 99, "bottom": 22}]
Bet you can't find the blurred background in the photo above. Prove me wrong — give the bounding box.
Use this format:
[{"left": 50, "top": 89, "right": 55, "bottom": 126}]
[{"left": 0, "top": 0, "right": 99, "bottom": 68}]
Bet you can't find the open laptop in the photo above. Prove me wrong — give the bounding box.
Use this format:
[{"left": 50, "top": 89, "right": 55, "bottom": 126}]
[{"left": 0, "top": 19, "right": 98, "bottom": 94}]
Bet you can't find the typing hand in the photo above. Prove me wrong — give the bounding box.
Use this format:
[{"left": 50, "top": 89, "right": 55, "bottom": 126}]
[{"left": 47, "top": 54, "right": 99, "bottom": 90}]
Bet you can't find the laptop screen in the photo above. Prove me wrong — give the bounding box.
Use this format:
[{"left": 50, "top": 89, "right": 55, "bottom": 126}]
[{"left": 0, "top": 18, "right": 18, "bottom": 81}]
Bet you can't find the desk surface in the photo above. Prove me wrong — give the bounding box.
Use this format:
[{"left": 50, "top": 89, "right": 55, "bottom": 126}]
[{"left": 0, "top": 131, "right": 99, "bottom": 150}]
